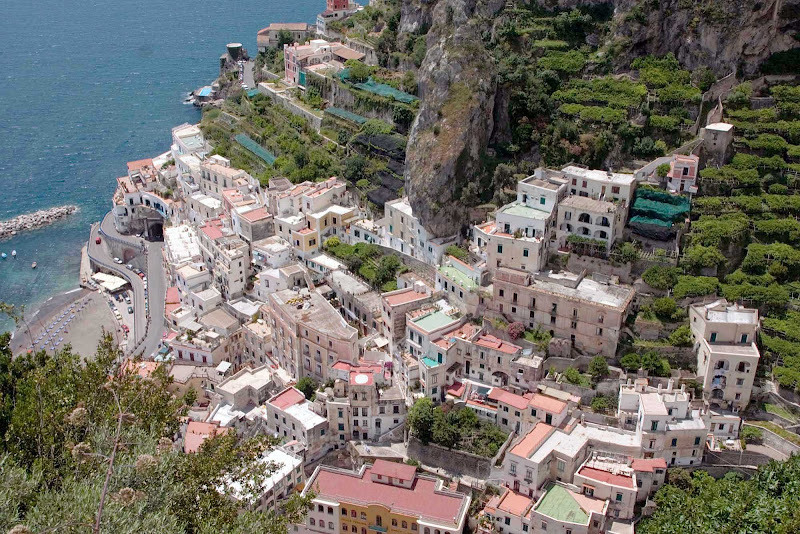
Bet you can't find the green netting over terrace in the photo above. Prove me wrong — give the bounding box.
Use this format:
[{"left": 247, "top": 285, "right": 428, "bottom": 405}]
[
  {"left": 355, "top": 78, "right": 418, "bottom": 103},
  {"left": 235, "top": 134, "right": 275, "bottom": 165},
  {"left": 629, "top": 188, "right": 690, "bottom": 224},
  {"left": 629, "top": 215, "right": 673, "bottom": 228},
  {"left": 326, "top": 107, "right": 368, "bottom": 125}
]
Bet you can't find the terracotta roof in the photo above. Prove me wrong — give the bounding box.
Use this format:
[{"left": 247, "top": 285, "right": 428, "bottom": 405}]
[
  {"left": 474, "top": 334, "right": 521, "bottom": 355},
  {"left": 165, "top": 286, "right": 180, "bottom": 304},
  {"left": 200, "top": 219, "right": 224, "bottom": 240},
  {"left": 309, "top": 465, "right": 467, "bottom": 525},
  {"left": 509, "top": 423, "right": 553, "bottom": 458},
  {"left": 184, "top": 421, "right": 230, "bottom": 453},
  {"left": 447, "top": 381, "right": 465, "bottom": 398},
  {"left": 127, "top": 158, "right": 153, "bottom": 171},
  {"left": 489, "top": 388, "right": 529, "bottom": 411},
  {"left": 269, "top": 387, "right": 306, "bottom": 410},
  {"left": 383, "top": 288, "right": 429, "bottom": 306},
  {"left": 631, "top": 458, "right": 667, "bottom": 472},
  {"left": 578, "top": 466, "right": 635, "bottom": 489},
  {"left": 332, "top": 47, "right": 366, "bottom": 61},
  {"left": 371, "top": 459, "right": 417, "bottom": 481},
  {"left": 240, "top": 206, "right": 272, "bottom": 222},
  {"left": 528, "top": 393, "right": 568, "bottom": 414},
  {"left": 497, "top": 488, "right": 533, "bottom": 516}
]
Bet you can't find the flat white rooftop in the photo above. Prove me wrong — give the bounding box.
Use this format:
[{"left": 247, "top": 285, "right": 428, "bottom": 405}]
[{"left": 561, "top": 165, "right": 636, "bottom": 186}]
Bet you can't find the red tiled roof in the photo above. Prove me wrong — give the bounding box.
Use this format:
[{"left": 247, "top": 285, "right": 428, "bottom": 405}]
[
  {"left": 474, "top": 334, "right": 521, "bottom": 355},
  {"left": 184, "top": 421, "right": 230, "bottom": 453},
  {"left": 497, "top": 488, "right": 533, "bottom": 516},
  {"left": 383, "top": 288, "right": 429, "bottom": 306},
  {"left": 269, "top": 387, "right": 305, "bottom": 410},
  {"left": 528, "top": 393, "right": 568, "bottom": 414},
  {"left": 332, "top": 47, "right": 366, "bottom": 61},
  {"left": 127, "top": 158, "right": 153, "bottom": 171},
  {"left": 165, "top": 286, "right": 180, "bottom": 304},
  {"left": 447, "top": 381, "right": 465, "bottom": 398},
  {"left": 200, "top": 219, "right": 224, "bottom": 240},
  {"left": 488, "top": 388, "right": 529, "bottom": 411},
  {"left": 240, "top": 206, "right": 271, "bottom": 222},
  {"left": 310, "top": 465, "right": 467, "bottom": 525},
  {"left": 349, "top": 371, "right": 374, "bottom": 386},
  {"left": 631, "top": 458, "right": 667, "bottom": 472},
  {"left": 509, "top": 423, "right": 553, "bottom": 458},
  {"left": 578, "top": 466, "right": 635, "bottom": 489},
  {"left": 371, "top": 459, "right": 417, "bottom": 481}
]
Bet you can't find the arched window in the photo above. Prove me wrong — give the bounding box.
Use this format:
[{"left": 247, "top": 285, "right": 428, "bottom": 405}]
[
  {"left": 318, "top": 505, "right": 324, "bottom": 513},
  {"left": 578, "top": 213, "right": 592, "bottom": 224},
  {"left": 342, "top": 509, "right": 348, "bottom": 516},
  {"left": 311, "top": 519, "right": 316, "bottom": 526},
  {"left": 402, "top": 522, "right": 408, "bottom": 529},
  {"left": 579, "top": 226, "right": 591, "bottom": 236},
  {"left": 595, "top": 230, "right": 608, "bottom": 239},
  {"left": 328, "top": 507, "right": 333, "bottom": 515},
  {"left": 598, "top": 216, "right": 610, "bottom": 227},
  {"left": 376, "top": 516, "right": 383, "bottom": 527},
  {"left": 351, "top": 511, "right": 356, "bottom": 518},
  {"left": 425, "top": 528, "right": 431, "bottom": 534}
]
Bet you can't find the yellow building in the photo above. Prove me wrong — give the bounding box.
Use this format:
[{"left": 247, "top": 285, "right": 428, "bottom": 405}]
[{"left": 298, "top": 460, "right": 471, "bottom": 534}]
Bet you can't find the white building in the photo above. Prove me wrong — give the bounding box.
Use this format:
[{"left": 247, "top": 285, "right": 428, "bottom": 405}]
[
  {"left": 384, "top": 197, "right": 457, "bottom": 266},
  {"left": 556, "top": 195, "right": 624, "bottom": 252}
]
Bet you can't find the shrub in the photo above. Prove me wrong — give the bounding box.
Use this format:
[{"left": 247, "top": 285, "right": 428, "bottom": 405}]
[
  {"left": 740, "top": 426, "right": 764, "bottom": 443},
  {"left": 668, "top": 325, "right": 694, "bottom": 347},
  {"left": 642, "top": 266, "right": 681, "bottom": 290},
  {"left": 620, "top": 353, "right": 641, "bottom": 371},
  {"left": 445, "top": 245, "right": 469, "bottom": 262},
  {"left": 591, "top": 394, "right": 614, "bottom": 413},
  {"left": 652, "top": 297, "right": 678, "bottom": 320},
  {"left": 656, "top": 163, "right": 671, "bottom": 177},
  {"left": 768, "top": 183, "right": 789, "bottom": 194},
  {"left": 673, "top": 276, "right": 719, "bottom": 299},
  {"left": 508, "top": 322, "right": 525, "bottom": 340},
  {"left": 562, "top": 367, "right": 590, "bottom": 387}
]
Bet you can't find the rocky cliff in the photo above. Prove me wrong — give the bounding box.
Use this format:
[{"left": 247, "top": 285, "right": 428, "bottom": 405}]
[
  {"left": 403, "top": 0, "right": 502, "bottom": 237},
  {"left": 611, "top": 0, "right": 800, "bottom": 77}
]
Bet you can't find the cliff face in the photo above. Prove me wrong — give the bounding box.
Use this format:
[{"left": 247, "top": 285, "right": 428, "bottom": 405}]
[
  {"left": 403, "top": 0, "right": 502, "bottom": 237},
  {"left": 611, "top": 0, "right": 800, "bottom": 76}
]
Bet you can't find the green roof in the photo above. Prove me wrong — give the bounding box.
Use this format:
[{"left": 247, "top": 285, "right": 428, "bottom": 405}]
[
  {"left": 534, "top": 483, "right": 590, "bottom": 525},
  {"left": 411, "top": 310, "right": 458, "bottom": 333},
  {"left": 326, "top": 106, "right": 368, "bottom": 125},
  {"left": 421, "top": 357, "right": 440, "bottom": 368},
  {"left": 439, "top": 265, "right": 478, "bottom": 291},
  {"left": 500, "top": 202, "right": 550, "bottom": 220}
]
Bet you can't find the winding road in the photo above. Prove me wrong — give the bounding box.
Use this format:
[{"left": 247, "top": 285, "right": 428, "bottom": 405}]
[{"left": 88, "top": 213, "right": 166, "bottom": 358}]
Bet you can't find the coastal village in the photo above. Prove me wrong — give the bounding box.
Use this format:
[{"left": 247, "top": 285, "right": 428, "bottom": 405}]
[{"left": 6, "top": 0, "right": 800, "bottom": 532}]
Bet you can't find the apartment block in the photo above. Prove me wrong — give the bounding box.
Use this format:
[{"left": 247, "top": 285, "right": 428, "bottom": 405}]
[
  {"left": 689, "top": 299, "right": 760, "bottom": 411},
  {"left": 559, "top": 166, "right": 637, "bottom": 207},
  {"left": 384, "top": 197, "right": 457, "bottom": 266},
  {"left": 327, "top": 270, "right": 383, "bottom": 334},
  {"left": 298, "top": 460, "right": 471, "bottom": 534},
  {"left": 556, "top": 196, "right": 624, "bottom": 252},
  {"left": 266, "top": 288, "right": 358, "bottom": 381},
  {"left": 435, "top": 255, "right": 488, "bottom": 316},
  {"left": 491, "top": 269, "right": 635, "bottom": 358},
  {"left": 263, "top": 387, "right": 330, "bottom": 462},
  {"left": 381, "top": 283, "right": 435, "bottom": 357}
]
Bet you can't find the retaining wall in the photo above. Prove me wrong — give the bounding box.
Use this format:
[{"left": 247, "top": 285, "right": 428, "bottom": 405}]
[{"left": 406, "top": 437, "right": 492, "bottom": 479}]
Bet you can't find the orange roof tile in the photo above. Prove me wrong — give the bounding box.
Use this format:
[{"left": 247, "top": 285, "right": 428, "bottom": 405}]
[{"left": 509, "top": 423, "right": 554, "bottom": 458}]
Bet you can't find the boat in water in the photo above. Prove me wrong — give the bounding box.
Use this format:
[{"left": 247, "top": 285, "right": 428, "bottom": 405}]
[
  {"left": 31, "top": 262, "right": 37, "bottom": 269},
  {"left": 1, "top": 252, "right": 6, "bottom": 259},
  {"left": 11, "top": 250, "right": 16, "bottom": 258}
]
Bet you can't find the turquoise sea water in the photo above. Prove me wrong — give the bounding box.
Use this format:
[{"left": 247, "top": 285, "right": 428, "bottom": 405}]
[{"left": 0, "top": 0, "right": 320, "bottom": 331}]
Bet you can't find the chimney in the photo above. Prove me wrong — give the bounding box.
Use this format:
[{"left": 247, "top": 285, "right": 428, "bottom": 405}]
[{"left": 667, "top": 378, "right": 675, "bottom": 392}]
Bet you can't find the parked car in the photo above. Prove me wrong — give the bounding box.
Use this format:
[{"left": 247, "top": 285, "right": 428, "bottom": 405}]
[
  {"left": 124, "top": 295, "right": 131, "bottom": 304},
  {"left": 126, "top": 263, "right": 133, "bottom": 270},
  {"left": 95, "top": 237, "right": 101, "bottom": 245},
  {"left": 127, "top": 306, "right": 134, "bottom": 314}
]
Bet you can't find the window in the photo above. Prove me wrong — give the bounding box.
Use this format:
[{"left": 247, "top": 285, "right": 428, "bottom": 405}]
[
  {"left": 402, "top": 522, "right": 407, "bottom": 529},
  {"left": 651, "top": 421, "right": 659, "bottom": 431},
  {"left": 310, "top": 519, "right": 315, "bottom": 526},
  {"left": 412, "top": 526, "right": 417, "bottom": 531},
  {"left": 510, "top": 462, "right": 517, "bottom": 475},
  {"left": 741, "top": 334, "right": 748, "bottom": 343},
  {"left": 499, "top": 289, "right": 504, "bottom": 297},
  {"left": 504, "top": 518, "right": 510, "bottom": 526},
  {"left": 557, "top": 460, "right": 565, "bottom": 472},
  {"left": 497, "top": 244, "right": 503, "bottom": 253},
  {"left": 612, "top": 186, "right": 620, "bottom": 194},
  {"left": 710, "top": 332, "right": 717, "bottom": 342},
  {"left": 351, "top": 511, "right": 356, "bottom": 518},
  {"left": 523, "top": 248, "right": 529, "bottom": 257},
  {"left": 318, "top": 505, "right": 324, "bottom": 513},
  {"left": 671, "top": 438, "right": 677, "bottom": 447},
  {"left": 694, "top": 436, "right": 701, "bottom": 445},
  {"left": 616, "top": 493, "right": 623, "bottom": 502}
]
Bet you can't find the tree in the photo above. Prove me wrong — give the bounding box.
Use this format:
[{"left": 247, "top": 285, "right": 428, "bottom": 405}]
[
  {"left": 619, "top": 353, "right": 641, "bottom": 372},
  {"left": 588, "top": 356, "right": 609, "bottom": 380},
  {"left": 668, "top": 325, "right": 693, "bottom": 347},
  {"left": 375, "top": 255, "right": 402, "bottom": 286},
  {"left": 740, "top": 425, "right": 764, "bottom": 443},
  {"left": 0, "top": 334, "right": 313, "bottom": 533},
  {"left": 360, "top": 119, "right": 393, "bottom": 137},
  {"left": 345, "top": 59, "right": 372, "bottom": 83},
  {"left": 296, "top": 377, "right": 317, "bottom": 400},
  {"left": 276, "top": 29, "right": 295, "bottom": 48},
  {"left": 591, "top": 394, "right": 613, "bottom": 413},
  {"left": 652, "top": 297, "right": 678, "bottom": 320},
  {"left": 656, "top": 163, "right": 671, "bottom": 178},
  {"left": 407, "top": 398, "right": 436, "bottom": 444}
]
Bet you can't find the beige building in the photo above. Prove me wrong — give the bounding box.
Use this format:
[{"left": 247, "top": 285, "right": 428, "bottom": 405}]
[
  {"left": 265, "top": 288, "right": 359, "bottom": 381},
  {"left": 262, "top": 387, "right": 330, "bottom": 462},
  {"left": 491, "top": 268, "right": 635, "bottom": 358},
  {"left": 472, "top": 221, "right": 548, "bottom": 274},
  {"left": 381, "top": 283, "right": 435, "bottom": 356},
  {"left": 689, "top": 299, "right": 760, "bottom": 411},
  {"left": 316, "top": 360, "right": 406, "bottom": 443},
  {"left": 559, "top": 166, "right": 637, "bottom": 207},
  {"left": 199, "top": 156, "right": 254, "bottom": 199},
  {"left": 617, "top": 378, "right": 708, "bottom": 467},
  {"left": 556, "top": 196, "right": 624, "bottom": 252},
  {"left": 198, "top": 218, "right": 252, "bottom": 300}
]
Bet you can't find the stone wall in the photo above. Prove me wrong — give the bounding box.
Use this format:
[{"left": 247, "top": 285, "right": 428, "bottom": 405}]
[
  {"left": 567, "top": 254, "right": 633, "bottom": 284},
  {"left": 406, "top": 437, "right": 492, "bottom": 479},
  {"left": 743, "top": 422, "right": 800, "bottom": 457},
  {"left": 703, "top": 448, "right": 776, "bottom": 468}
]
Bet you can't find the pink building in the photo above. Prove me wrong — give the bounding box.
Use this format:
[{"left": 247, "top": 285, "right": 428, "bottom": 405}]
[
  {"left": 284, "top": 39, "right": 364, "bottom": 86},
  {"left": 666, "top": 154, "right": 699, "bottom": 194}
]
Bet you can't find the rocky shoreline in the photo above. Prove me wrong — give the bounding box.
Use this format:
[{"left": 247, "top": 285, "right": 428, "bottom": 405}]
[{"left": 0, "top": 205, "right": 79, "bottom": 239}]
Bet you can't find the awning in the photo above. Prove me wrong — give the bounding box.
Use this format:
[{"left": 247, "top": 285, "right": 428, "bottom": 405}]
[{"left": 216, "top": 361, "right": 232, "bottom": 374}]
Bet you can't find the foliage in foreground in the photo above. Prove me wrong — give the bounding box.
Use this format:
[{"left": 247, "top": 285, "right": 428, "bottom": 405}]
[
  {"left": 0, "top": 333, "right": 311, "bottom": 534},
  {"left": 638, "top": 457, "right": 800, "bottom": 534}
]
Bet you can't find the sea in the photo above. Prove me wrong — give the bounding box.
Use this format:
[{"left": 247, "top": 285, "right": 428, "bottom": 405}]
[{"left": 0, "top": 0, "right": 321, "bottom": 332}]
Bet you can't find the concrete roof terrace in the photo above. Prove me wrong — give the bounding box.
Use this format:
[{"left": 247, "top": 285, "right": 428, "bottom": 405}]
[{"left": 410, "top": 309, "right": 460, "bottom": 333}]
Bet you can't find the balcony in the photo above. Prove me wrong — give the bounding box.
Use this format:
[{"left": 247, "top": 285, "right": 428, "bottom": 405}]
[{"left": 369, "top": 526, "right": 387, "bottom": 533}]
